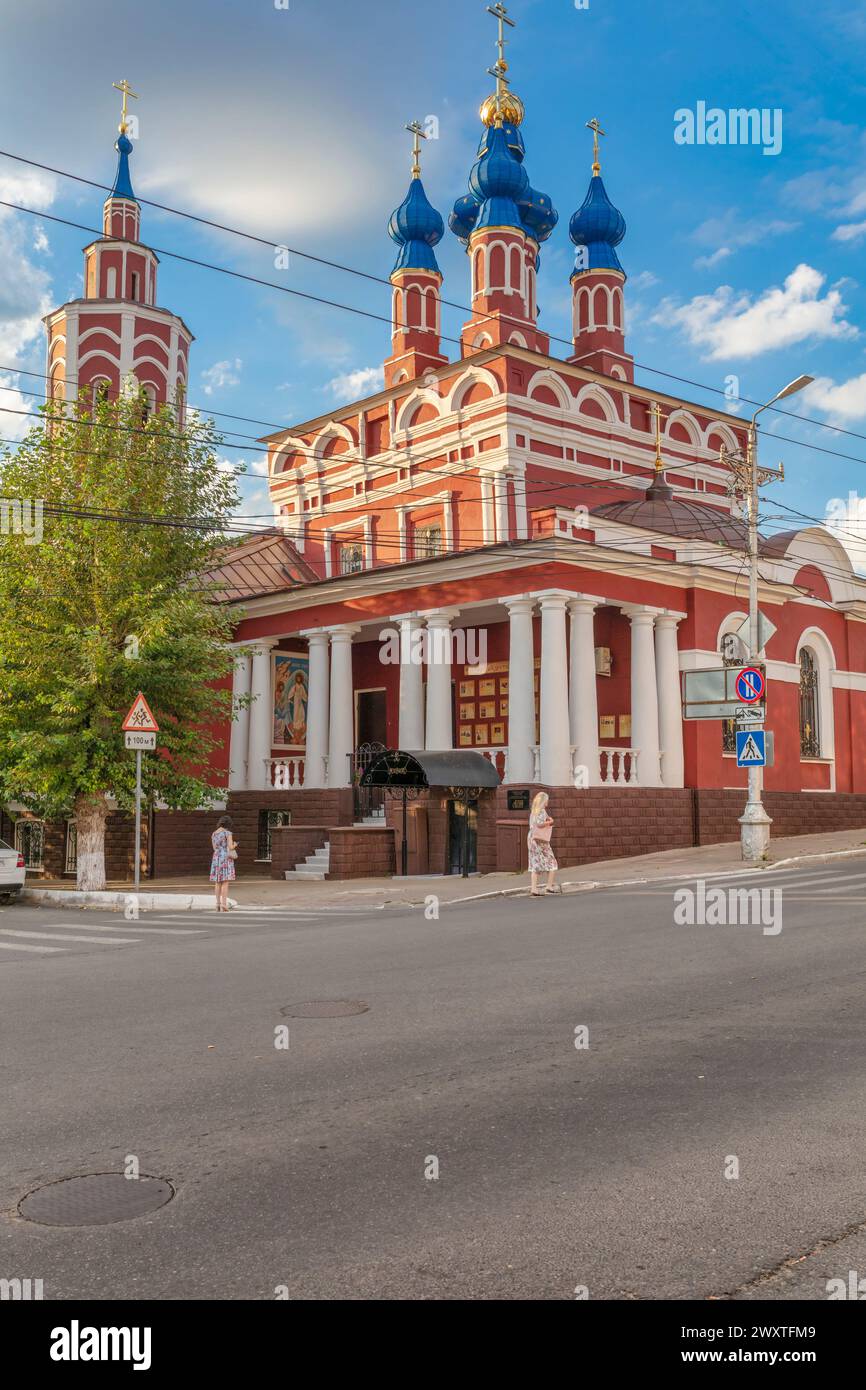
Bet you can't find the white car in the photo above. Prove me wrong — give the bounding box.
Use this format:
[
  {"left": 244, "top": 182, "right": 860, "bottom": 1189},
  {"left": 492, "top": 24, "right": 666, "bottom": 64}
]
[{"left": 0, "top": 837, "right": 26, "bottom": 904}]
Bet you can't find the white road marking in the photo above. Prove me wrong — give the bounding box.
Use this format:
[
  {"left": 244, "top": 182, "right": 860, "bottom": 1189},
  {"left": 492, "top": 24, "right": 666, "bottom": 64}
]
[
  {"left": 0, "top": 930, "right": 137, "bottom": 945},
  {"left": 0, "top": 940, "right": 64, "bottom": 953}
]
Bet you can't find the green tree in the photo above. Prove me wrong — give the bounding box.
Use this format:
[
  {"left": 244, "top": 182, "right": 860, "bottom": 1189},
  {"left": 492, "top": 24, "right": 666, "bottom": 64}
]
[{"left": 0, "top": 393, "right": 241, "bottom": 890}]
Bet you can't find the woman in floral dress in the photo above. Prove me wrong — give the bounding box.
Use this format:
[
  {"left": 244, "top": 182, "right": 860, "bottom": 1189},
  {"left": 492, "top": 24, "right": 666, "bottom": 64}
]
[
  {"left": 210, "top": 815, "right": 237, "bottom": 912},
  {"left": 528, "top": 791, "right": 560, "bottom": 896}
]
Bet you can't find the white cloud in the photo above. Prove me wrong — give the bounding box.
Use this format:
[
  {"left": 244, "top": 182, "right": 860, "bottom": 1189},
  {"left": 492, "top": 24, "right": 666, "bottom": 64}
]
[
  {"left": 629, "top": 270, "right": 659, "bottom": 290},
  {"left": 201, "top": 358, "right": 242, "bottom": 396},
  {"left": 0, "top": 373, "right": 37, "bottom": 442},
  {"left": 825, "top": 491, "right": 866, "bottom": 574},
  {"left": 695, "top": 247, "right": 732, "bottom": 270},
  {"left": 832, "top": 220, "right": 866, "bottom": 243},
  {"left": 0, "top": 171, "right": 56, "bottom": 366},
  {"left": 803, "top": 372, "right": 866, "bottom": 423},
  {"left": 653, "top": 264, "right": 856, "bottom": 361},
  {"left": 325, "top": 365, "right": 384, "bottom": 403}
]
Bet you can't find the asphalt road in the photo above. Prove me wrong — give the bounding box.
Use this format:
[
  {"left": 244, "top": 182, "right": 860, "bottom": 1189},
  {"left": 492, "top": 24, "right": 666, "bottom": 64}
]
[{"left": 1, "top": 859, "right": 865, "bottom": 1301}]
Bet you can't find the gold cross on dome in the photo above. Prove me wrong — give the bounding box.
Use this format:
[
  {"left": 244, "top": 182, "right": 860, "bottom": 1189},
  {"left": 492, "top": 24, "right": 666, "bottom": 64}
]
[
  {"left": 405, "top": 120, "right": 428, "bottom": 179},
  {"left": 113, "top": 79, "right": 139, "bottom": 135},
  {"left": 586, "top": 116, "right": 606, "bottom": 175},
  {"left": 486, "top": 3, "right": 515, "bottom": 125}
]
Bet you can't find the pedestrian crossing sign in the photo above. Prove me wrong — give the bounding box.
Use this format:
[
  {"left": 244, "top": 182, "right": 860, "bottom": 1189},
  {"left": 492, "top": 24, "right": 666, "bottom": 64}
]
[{"left": 736, "top": 729, "right": 766, "bottom": 767}]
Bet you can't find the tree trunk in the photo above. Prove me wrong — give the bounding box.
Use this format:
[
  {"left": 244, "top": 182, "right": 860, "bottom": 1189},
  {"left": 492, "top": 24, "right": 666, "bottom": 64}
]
[{"left": 75, "top": 793, "right": 109, "bottom": 891}]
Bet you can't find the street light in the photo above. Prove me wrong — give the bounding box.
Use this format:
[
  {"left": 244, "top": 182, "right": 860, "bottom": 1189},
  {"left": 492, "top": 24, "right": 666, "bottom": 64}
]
[{"left": 739, "top": 374, "right": 814, "bottom": 862}]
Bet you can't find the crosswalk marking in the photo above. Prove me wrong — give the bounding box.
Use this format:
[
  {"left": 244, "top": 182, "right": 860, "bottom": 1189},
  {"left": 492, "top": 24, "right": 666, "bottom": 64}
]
[
  {"left": 0, "top": 929, "right": 137, "bottom": 945},
  {"left": 0, "top": 940, "right": 63, "bottom": 953},
  {"left": 45, "top": 922, "right": 205, "bottom": 935}
]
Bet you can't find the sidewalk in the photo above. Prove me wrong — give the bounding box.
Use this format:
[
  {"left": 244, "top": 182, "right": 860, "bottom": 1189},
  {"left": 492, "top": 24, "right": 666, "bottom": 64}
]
[{"left": 28, "top": 826, "right": 866, "bottom": 910}]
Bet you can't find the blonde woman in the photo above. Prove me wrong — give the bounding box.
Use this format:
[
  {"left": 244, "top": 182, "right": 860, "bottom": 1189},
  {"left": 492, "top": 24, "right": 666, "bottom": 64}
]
[{"left": 528, "top": 791, "right": 560, "bottom": 896}]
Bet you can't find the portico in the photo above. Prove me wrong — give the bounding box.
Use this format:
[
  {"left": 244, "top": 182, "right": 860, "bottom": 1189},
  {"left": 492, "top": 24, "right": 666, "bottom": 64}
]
[{"left": 227, "top": 591, "right": 688, "bottom": 794}]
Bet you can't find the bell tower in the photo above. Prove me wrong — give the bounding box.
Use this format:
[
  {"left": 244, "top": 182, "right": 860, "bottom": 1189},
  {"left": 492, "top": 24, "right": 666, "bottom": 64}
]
[{"left": 43, "top": 82, "right": 193, "bottom": 417}]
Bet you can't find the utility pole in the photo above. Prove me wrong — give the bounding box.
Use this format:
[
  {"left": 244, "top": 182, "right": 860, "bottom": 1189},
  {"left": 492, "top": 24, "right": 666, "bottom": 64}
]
[{"left": 719, "top": 375, "right": 813, "bottom": 862}]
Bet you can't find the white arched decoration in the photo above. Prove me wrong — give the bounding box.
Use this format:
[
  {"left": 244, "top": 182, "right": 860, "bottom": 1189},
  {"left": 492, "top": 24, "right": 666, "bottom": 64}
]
[
  {"left": 574, "top": 381, "right": 618, "bottom": 424},
  {"left": 704, "top": 420, "right": 740, "bottom": 455},
  {"left": 391, "top": 287, "right": 401, "bottom": 336},
  {"left": 395, "top": 385, "right": 442, "bottom": 433},
  {"left": 525, "top": 368, "right": 571, "bottom": 410},
  {"left": 393, "top": 370, "right": 409, "bottom": 384},
  {"left": 311, "top": 420, "right": 358, "bottom": 464},
  {"left": 609, "top": 364, "right": 627, "bottom": 381},
  {"left": 271, "top": 434, "right": 310, "bottom": 477},
  {"left": 130, "top": 355, "right": 169, "bottom": 383},
  {"left": 137, "top": 380, "right": 158, "bottom": 418},
  {"left": 79, "top": 325, "right": 121, "bottom": 350},
  {"left": 509, "top": 332, "right": 528, "bottom": 348},
  {"left": 716, "top": 611, "right": 750, "bottom": 659},
  {"left": 769, "top": 527, "right": 857, "bottom": 605},
  {"left": 472, "top": 245, "right": 486, "bottom": 298},
  {"left": 445, "top": 364, "right": 502, "bottom": 414},
  {"left": 424, "top": 286, "right": 437, "bottom": 330},
  {"left": 573, "top": 285, "right": 592, "bottom": 338},
  {"left": 796, "top": 626, "right": 836, "bottom": 775},
  {"left": 664, "top": 408, "right": 702, "bottom": 448},
  {"left": 613, "top": 286, "right": 624, "bottom": 331}
]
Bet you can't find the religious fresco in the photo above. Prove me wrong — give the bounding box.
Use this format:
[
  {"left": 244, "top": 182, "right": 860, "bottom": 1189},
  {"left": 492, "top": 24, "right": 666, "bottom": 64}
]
[{"left": 272, "top": 651, "right": 309, "bottom": 748}]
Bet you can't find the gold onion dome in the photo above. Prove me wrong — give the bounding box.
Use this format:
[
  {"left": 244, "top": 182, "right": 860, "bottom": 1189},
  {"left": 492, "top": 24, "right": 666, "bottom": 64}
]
[{"left": 480, "top": 88, "right": 525, "bottom": 127}]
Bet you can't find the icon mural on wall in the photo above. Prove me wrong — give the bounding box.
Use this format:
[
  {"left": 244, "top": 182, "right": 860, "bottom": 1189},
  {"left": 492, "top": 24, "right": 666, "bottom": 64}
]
[{"left": 273, "top": 651, "right": 310, "bottom": 748}]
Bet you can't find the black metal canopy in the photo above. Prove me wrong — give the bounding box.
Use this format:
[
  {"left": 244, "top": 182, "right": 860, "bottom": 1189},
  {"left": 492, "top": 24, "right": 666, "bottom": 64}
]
[{"left": 360, "top": 749, "right": 500, "bottom": 790}]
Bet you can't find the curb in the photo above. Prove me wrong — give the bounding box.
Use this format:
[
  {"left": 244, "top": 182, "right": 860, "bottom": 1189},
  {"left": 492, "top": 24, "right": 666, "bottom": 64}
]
[{"left": 22, "top": 888, "right": 235, "bottom": 913}]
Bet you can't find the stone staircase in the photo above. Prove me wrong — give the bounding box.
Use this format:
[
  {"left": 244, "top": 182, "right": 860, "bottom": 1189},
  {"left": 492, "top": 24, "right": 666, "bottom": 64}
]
[
  {"left": 282, "top": 809, "right": 387, "bottom": 880},
  {"left": 284, "top": 842, "right": 330, "bottom": 880}
]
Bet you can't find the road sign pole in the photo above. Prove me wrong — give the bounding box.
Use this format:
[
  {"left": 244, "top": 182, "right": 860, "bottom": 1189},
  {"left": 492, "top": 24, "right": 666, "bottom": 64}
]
[
  {"left": 134, "top": 748, "right": 142, "bottom": 891},
  {"left": 739, "top": 420, "right": 773, "bottom": 864}
]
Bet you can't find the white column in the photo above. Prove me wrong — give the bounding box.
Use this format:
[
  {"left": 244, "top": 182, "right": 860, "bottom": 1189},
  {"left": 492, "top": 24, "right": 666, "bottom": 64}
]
[
  {"left": 626, "top": 608, "right": 661, "bottom": 787},
  {"left": 302, "top": 630, "right": 330, "bottom": 789},
  {"left": 247, "top": 640, "right": 277, "bottom": 791},
  {"left": 504, "top": 597, "right": 536, "bottom": 784},
  {"left": 569, "top": 598, "right": 600, "bottom": 786},
  {"left": 481, "top": 474, "right": 495, "bottom": 543},
  {"left": 423, "top": 609, "right": 459, "bottom": 750},
  {"left": 539, "top": 592, "right": 573, "bottom": 786},
  {"left": 396, "top": 615, "right": 426, "bottom": 749},
  {"left": 655, "top": 614, "right": 685, "bottom": 788},
  {"left": 512, "top": 467, "right": 528, "bottom": 540},
  {"left": 228, "top": 644, "right": 253, "bottom": 791},
  {"left": 327, "top": 625, "right": 359, "bottom": 787},
  {"left": 493, "top": 471, "right": 510, "bottom": 542}
]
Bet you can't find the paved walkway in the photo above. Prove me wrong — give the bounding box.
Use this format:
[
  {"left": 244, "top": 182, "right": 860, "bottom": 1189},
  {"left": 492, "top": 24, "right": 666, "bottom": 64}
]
[{"left": 32, "top": 826, "right": 866, "bottom": 908}]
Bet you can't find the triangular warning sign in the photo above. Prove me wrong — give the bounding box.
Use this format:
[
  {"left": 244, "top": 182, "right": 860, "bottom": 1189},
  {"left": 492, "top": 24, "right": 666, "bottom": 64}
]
[
  {"left": 122, "top": 692, "right": 160, "bottom": 733},
  {"left": 739, "top": 734, "right": 762, "bottom": 763}
]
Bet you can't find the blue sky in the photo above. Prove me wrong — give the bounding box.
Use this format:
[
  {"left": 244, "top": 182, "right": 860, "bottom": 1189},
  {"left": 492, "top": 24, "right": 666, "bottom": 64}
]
[{"left": 3, "top": 0, "right": 866, "bottom": 559}]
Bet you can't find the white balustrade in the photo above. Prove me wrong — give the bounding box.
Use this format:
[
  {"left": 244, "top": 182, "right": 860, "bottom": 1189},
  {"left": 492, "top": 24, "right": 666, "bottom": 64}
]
[
  {"left": 266, "top": 756, "right": 306, "bottom": 789},
  {"left": 599, "top": 747, "right": 640, "bottom": 786},
  {"left": 477, "top": 747, "right": 507, "bottom": 779}
]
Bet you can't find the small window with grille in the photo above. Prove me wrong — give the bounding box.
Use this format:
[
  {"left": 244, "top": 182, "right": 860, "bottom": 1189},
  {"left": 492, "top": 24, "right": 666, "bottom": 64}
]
[
  {"left": 64, "top": 821, "right": 78, "bottom": 875},
  {"left": 339, "top": 541, "right": 365, "bottom": 575},
  {"left": 257, "top": 810, "right": 292, "bottom": 861},
  {"left": 415, "top": 523, "right": 443, "bottom": 559},
  {"left": 15, "top": 819, "right": 44, "bottom": 870}
]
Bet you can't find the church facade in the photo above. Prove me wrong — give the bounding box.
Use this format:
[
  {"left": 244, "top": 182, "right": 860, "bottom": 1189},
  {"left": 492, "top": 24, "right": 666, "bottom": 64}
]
[{"left": 24, "top": 28, "right": 866, "bottom": 880}]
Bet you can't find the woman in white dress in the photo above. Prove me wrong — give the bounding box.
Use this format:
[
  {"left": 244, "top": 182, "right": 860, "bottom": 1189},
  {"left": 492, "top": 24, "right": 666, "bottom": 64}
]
[{"left": 528, "top": 791, "right": 560, "bottom": 896}]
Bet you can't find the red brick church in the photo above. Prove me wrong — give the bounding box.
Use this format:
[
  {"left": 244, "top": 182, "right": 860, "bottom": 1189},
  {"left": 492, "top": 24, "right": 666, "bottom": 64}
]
[{"left": 18, "top": 25, "right": 866, "bottom": 881}]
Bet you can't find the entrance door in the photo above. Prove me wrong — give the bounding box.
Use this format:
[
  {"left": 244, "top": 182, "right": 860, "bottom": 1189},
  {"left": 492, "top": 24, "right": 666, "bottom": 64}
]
[
  {"left": 356, "top": 689, "right": 387, "bottom": 747},
  {"left": 447, "top": 798, "right": 477, "bottom": 875}
]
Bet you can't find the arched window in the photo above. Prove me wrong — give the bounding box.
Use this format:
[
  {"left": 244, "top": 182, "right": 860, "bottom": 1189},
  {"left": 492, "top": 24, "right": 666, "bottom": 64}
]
[
  {"left": 721, "top": 629, "right": 747, "bottom": 752},
  {"left": 509, "top": 246, "right": 522, "bottom": 292},
  {"left": 799, "top": 648, "right": 821, "bottom": 756},
  {"left": 92, "top": 378, "right": 111, "bottom": 409},
  {"left": 140, "top": 383, "right": 157, "bottom": 421},
  {"left": 489, "top": 244, "right": 506, "bottom": 289}
]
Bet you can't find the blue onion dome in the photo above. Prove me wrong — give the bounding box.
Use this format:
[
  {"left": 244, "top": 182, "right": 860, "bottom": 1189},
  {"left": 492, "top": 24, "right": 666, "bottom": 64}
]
[
  {"left": 569, "top": 173, "right": 626, "bottom": 276},
  {"left": 469, "top": 124, "right": 530, "bottom": 204},
  {"left": 449, "top": 192, "right": 481, "bottom": 246},
  {"left": 388, "top": 176, "right": 444, "bottom": 274},
  {"left": 110, "top": 132, "right": 137, "bottom": 201},
  {"left": 518, "top": 184, "right": 558, "bottom": 244},
  {"left": 476, "top": 120, "right": 526, "bottom": 163}
]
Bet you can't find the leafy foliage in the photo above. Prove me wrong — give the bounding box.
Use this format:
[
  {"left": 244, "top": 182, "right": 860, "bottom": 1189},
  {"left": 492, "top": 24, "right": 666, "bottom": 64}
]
[{"left": 0, "top": 394, "right": 241, "bottom": 825}]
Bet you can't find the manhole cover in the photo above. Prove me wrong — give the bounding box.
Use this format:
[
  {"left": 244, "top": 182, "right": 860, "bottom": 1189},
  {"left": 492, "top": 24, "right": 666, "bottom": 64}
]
[
  {"left": 18, "top": 1173, "right": 174, "bottom": 1226},
  {"left": 280, "top": 999, "right": 369, "bottom": 1018}
]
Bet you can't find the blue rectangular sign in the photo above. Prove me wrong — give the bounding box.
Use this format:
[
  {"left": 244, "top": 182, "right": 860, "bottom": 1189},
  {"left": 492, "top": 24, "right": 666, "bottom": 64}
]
[{"left": 736, "top": 729, "right": 766, "bottom": 767}]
